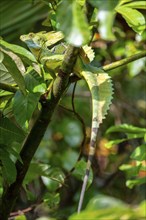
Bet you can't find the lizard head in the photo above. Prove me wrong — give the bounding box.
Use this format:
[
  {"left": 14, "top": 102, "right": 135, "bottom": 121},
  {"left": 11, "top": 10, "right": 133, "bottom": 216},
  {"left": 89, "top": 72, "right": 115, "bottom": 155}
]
[
  {"left": 20, "top": 32, "right": 47, "bottom": 48},
  {"left": 20, "top": 32, "right": 47, "bottom": 58}
]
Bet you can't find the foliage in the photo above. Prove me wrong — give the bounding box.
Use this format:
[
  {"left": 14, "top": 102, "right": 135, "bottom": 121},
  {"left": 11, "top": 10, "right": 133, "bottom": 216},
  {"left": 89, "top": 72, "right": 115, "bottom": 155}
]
[
  {"left": 69, "top": 195, "right": 146, "bottom": 220},
  {"left": 106, "top": 124, "right": 146, "bottom": 188},
  {"left": 0, "top": 0, "right": 146, "bottom": 219}
]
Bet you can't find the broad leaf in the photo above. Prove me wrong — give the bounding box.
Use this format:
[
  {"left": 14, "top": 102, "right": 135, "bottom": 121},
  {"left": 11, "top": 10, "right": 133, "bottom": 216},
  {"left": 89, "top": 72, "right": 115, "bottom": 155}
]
[
  {"left": 86, "top": 195, "right": 126, "bottom": 210},
  {"left": 57, "top": 0, "right": 90, "bottom": 46},
  {"left": 13, "top": 90, "right": 40, "bottom": 129},
  {"left": 116, "top": 4, "right": 145, "bottom": 34},
  {"left": 0, "top": 148, "right": 16, "bottom": 184},
  {"left": 1, "top": 48, "right": 27, "bottom": 95},
  {"left": 0, "top": 39, "right": 37, "bottom": 65},
  {"left": 0, "top": 117, "right": 26, "bottom": 146},
  {"left": 25, "top": 69, "right": 46, "bottom": 93},
  {"left": 0, "top": 60, "right": 15, "bottom": 84}
]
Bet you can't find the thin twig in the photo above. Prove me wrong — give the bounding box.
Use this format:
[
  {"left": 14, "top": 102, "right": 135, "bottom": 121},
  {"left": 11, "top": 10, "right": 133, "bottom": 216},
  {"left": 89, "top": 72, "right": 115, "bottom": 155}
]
[
  {"left": 103, "top": 51, "right": 146, "bottom": 72},
  {"left": 71, "top": 82, "right": 86, "bottom": 160}
]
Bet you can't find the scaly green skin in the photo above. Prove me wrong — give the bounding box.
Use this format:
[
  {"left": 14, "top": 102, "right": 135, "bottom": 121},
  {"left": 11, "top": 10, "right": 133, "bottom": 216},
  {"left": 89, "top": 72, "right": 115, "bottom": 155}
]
[
  {"left": 20, "top": 32, "right": 65, "bottom": 76},
  {"left": 20, "top": 32, "right": 113, "bottom": 213}
]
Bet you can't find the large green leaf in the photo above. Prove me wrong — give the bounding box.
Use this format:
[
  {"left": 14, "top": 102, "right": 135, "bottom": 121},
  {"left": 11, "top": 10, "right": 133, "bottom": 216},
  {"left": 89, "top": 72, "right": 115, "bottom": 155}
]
[
  {"left": 0, "top": 148, "right": 17, "bottom": 184},
  {"left": 116, "top": 3, "right": 146, "bottom": 34},
  {"left": 0, "top": 39, "right": 37, "bottom": 65},
  {"left": 0, "top": 117, "right": 26, "bottom": 146},
  {"left": 24, "top": 69, "right": 46, "bottom": 93},
  {"left": 1, "top": 48, "right": 27, "bottom": 95},
  {"left": 13, "top": 90, "right": 40, "bottom": 129},
  {"left": 57, "top": 0, "right": 90, "bottom": 46},
  {"left": 0, "top": 55, "right": 15, "bottom": 84}
]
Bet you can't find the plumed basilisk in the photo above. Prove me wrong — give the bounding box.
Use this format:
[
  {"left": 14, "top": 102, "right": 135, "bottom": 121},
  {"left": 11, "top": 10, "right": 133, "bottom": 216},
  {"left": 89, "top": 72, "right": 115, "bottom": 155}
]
[{"left": 20, "top": 31, "right": 113, "bottom": 213}]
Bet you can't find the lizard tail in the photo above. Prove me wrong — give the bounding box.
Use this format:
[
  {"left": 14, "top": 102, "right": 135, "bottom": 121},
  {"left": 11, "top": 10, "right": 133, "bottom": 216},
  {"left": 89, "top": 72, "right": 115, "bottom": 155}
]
[
  {"left": 77, "top": 70, "right": 99, "bottom": 213},
  {"left": 77, "top": 116, "right": 99, "bottom": 213}
]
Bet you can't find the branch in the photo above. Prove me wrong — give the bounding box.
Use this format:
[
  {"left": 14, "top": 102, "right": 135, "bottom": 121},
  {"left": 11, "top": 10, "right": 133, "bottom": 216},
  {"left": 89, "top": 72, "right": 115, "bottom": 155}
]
[
  {"left": 0, "top": 82, "right": 18, "bottom": 93},
  {"left": 103, "top": 51, "right": 146, "bottom": 72},
  {"left": 0, "top": 45, "right": 80, "bottom": 220}
]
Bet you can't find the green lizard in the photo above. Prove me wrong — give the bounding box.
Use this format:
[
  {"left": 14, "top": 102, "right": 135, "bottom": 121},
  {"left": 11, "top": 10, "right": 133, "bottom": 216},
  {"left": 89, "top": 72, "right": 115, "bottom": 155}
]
[
  {"left": 20, "top": 31, "right": 113, "bottom": 213},
  {"left": 20, "top": 31, "right": 65, "bottom": 78}
]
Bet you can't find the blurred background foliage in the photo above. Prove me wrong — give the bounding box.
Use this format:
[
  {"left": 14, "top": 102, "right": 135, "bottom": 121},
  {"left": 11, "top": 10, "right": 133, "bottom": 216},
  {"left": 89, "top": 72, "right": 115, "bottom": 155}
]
[{"left": 0, "top": 0, "right": 146, "bottom": 219}]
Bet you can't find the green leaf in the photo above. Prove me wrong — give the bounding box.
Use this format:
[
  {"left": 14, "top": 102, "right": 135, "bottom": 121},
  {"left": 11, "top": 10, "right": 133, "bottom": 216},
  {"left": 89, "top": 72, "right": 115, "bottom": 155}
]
[
  {"left": 25, "top": 69, "right": 46, "bottom": 93},
  {"left": 106, "top": 124, "right": 146, "bottom": 135},
  {"left": 0, "top": 62, "right": 15, "bottom": 84},
  {"left": 1, "top": 48, "right": 27, "bottom": 95},
  {"left": 86, "top": 195, "right": 126, "bottom": 211},
  {"left": 73, "top": 160, "right": 93, "bottom": 188},
  {"left": 130, "top": 144, "right": 146, "bottom": 161},
  {"left": 15, "top": 215, "right": 27, "bottom": 220},
  {"left": 42, "top": 168, "right": 65, "bottom": 191},
  {"left": 0, "top": 39, "right": 37, "bottom": 65},
  {"left": 122, "top": 1, "right": 146, "bottom": 9},
  {"left": 0, "top": 148, "right": 17, "bottom": 184},
  {"left": 119, "top": 164, "right": 141, "bottom": 178},
  {"left": 126, "top": 177, "right": 146, "bottom": 188},
  {"left": 105, "top": 138, "right": 127, "bottom": 148},
  {"left": 116, "top": 5, "right": 145, "bottom": 34},
  {"left": 24, "top": 162, "right": 50, "bottom": 184},
  {"left": 57, "top": 0, "right": 90, "bottom": 46},
  {"left": 13, "top": 90, "right": 40, "bottom": 129},
  {"left": 61, "top": 149, "right": 79, "bottom": 171},
  {"left": 69, "top": 207, "right": 133, "bottom": 220},
  {"left": 138, "top": 201, "right": 146, "bottom": 217},
  {"left": 69, "top": 194, "right": 144, "bottom": 220},
  {"left": 0, "top": 117, "right": 26, "bottom": 146},
  {"left": 43, "top": 192, "right": 60, "bottom": 209}
]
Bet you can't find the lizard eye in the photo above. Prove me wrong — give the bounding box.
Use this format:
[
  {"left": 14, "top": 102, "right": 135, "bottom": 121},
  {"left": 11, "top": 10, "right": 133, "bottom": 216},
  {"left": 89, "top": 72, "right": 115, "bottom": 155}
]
[{"left": 30, "top": 33, "right": 35, "bottom": 38}]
